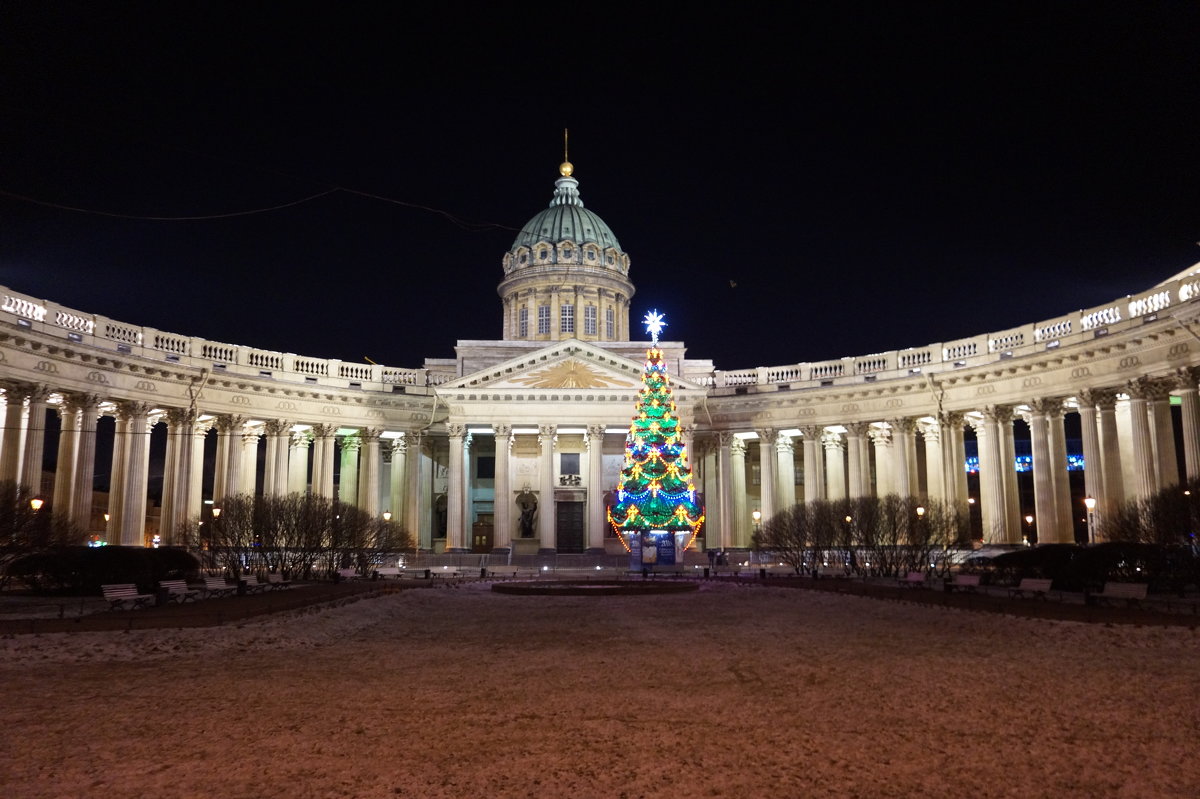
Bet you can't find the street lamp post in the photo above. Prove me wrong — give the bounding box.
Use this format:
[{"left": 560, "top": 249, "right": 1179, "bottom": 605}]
[
  {"left": 1024, "top": 514, "right": 1034, "bottom": 546},
  {"left": 1083, "top": 496, "right": 1097, "bottom": 545}
]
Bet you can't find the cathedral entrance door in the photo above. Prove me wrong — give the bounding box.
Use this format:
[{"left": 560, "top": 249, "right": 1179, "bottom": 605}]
[{"left": 556, "top": 501, "right": 585, "bottom": 553}]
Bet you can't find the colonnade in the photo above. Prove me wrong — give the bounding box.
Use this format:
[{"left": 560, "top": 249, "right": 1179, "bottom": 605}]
[{"left": 697, "top": 371, "right": 1200, "bottom": 549}]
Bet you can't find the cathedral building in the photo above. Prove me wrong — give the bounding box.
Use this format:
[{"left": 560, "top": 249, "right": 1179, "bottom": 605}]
[{"left": 2, "top": 159, "right": 1200, "bottom": 554}]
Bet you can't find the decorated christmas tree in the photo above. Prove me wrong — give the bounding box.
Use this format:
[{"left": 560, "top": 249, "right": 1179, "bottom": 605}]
[{"left": 608, "top": 311, "right": 705, "bottom": 566}]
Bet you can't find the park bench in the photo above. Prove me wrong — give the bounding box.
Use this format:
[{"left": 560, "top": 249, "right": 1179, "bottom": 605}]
[
  {"left": 158, "top": 579, "right": 200, "bottom": 603},
  {"left": 1008, "top": 578, "right": 1053, "bottom": 600},
  {"left": 375, "top": 567, "right": 402, "bottom": 579},
  {"left": 816, "top": 564, "right": 849, "bottom": 579},
  {"left": 898, "top": 571, "right": 927, "bottom": 588},
  {"left": 265, "top": 573, "right": 291, "bottom": 590},
  {"left": 239, "top": 575, "right": 268, "bottom": 594},
  {"left": 202, "top": 576, "right": 237, "bottom": 598},
  {"left": 484, "top": 565, "right": 525, "bottom": 579},
  {"left": 101, "top": 584, "right": 155, "bottom": 610},
  {"left": 336, "top": 568, "right": 364, "bottom": 581},
  {"left": 1092, "top": 582, "right": 1148, "bottom": 608},
  {"left": 944, "top": 574, "right": 981, "bottom": 594}
]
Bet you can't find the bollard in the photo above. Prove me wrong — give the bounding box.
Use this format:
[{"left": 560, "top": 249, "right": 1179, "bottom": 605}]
[
  {"left": 703, "top": 567, "right": 710, "bottom": 579},
  {"left": 480, "top": 567, "right": 487, "bottom": 578},
  {"left": 759, "top": 567, "right": 767, "bottom": 580},
  {"left": 424, "top": 568, "right": 431, "bottom": 579}
]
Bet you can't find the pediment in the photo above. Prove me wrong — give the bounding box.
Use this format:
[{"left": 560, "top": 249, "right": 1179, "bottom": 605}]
[{"left": 439, "top": 339, "right": 703, "bottom": 392}]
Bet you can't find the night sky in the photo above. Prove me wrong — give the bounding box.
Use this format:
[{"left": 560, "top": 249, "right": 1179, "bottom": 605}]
[{"left": 3, "top": 3, "right": 1199, "bottom": 371}]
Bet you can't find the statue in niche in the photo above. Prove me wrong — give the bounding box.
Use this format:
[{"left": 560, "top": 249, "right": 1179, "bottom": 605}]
[{"left": 516, "top": 489, "right": 538, "bottom": 538}]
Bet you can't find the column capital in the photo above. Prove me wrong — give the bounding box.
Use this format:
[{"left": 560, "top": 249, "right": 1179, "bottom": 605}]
[
  {"left": 311, "top": 423, "right": 337, "bottom": 438},
  {"left": 868, "top": 426, "right": 892, "bottom": 445},
  {"left": 887, "top": 417, "right": 917, "bottom": 434},
  {"left": 844, "top": 421, "right": 871, "bottom": 438},
  {"left": 26, "top": 383, "right": 52, "bottom": 404},
  {"left": 446, "top": 423, "right": 467, "bottom": 439},
  {"left": 339, "top": 433, "right": 362, "bottom": 452},
  {"left": 264, "top": 419, "right": 292, "bottom": 436},
  {"left": 391, "top": 436, "right": 408, "bottom": 455},
  {"left": 1175, "top": 366, "right": 1200, "bottom": 391},
  {"left": 716, "top": 431, "right": 736, "bottom": 448},
  {"left": 361, "top": 427, "right": 383, "bottom": 442},
  {"left": 1027, "top": 397, "right": 1063, "bottom": 417},
  {"left": 754, "top": 428, "right": 777, "bottom": 447},
  {"left": 820, "top": 429, "right": 844, "bottom": 451},
  {"left": 538, "top": 424, "right": 557, "bottom": 449},
  {"left": 982, "top": 405, "right": 1015, "bottom": 425},
  {"left": 1126, "top": 376, "right": 1171, "bottom": 401},
  {"left": 938, "top": 410, "right": 965, "bottom": 427},
  {"left": 117, "top": 400, "right": 153, "bottom": 421},
  {"left": 586, "top": 424, "right": 606, "bottom": 446},
  {"left": 1077, "top": 387, "right": 1119, "bottom": 410},
  {"left": 917, "top": 418, "right": 941, "bottom": 441},
  {"left": 729, "top": 437, "right": 747, "bottom": 457},
  {"left": 774, "top": 435, "right": 794, "bottom": 455},
  {"left": 216, "top": 414, "right": 249, "bottom": 433},
  {"left": 494, "top": 424, "right": 514, "bottom": 438},
  {"left": 62, "top": 392, "right": 102, "bottom": 415},
  {"left": 165, "top": 407, "right": 198, "bottom": 428},
  {"left": 799, "top": 425, "right": 823, "bottom": 440},
  {"left": 290, "top": 428, "right": 314, "bottom": 448}
]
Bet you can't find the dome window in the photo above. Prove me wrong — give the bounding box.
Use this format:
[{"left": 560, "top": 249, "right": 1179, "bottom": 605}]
[
  {"left": 564, "top": 248, "right": 574, "bottom": 259},
  {"left": 539, "top": 249, "right": 549, "bottom": 260},
  {"left": 606, "top": 254, "right": 614, "bottom": 265},
  {"left": 587, "top": 251, "right": 595, "bottom": 261},
  {"left": 520, "top": 254, "right": 528, "bottom": 264}
]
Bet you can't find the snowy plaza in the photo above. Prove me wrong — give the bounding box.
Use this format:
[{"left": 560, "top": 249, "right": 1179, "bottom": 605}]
[{"left": 2, "top": 582, "right": 1197, "bottom": 799}]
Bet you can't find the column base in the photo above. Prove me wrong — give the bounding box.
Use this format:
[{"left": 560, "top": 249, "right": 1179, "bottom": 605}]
[
  {"left": 490, "top": 546, "right": 512, "bottom": 555},
  {"left": 537, "top": 547, "right": 557, "bottom": 555},
  {"left": 444, "top": 547, "right": 470, "bottom": 554},
  {"left": 584, "top": 547, "right": 607, "bottom": 555}
]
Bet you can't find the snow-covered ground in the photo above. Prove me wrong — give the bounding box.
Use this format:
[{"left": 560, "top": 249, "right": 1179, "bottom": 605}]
[{"left": 1, "top": 582, "right": 1197, "bottom": 798}]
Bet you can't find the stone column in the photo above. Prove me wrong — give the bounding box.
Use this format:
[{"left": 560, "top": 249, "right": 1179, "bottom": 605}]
[
  {"left": 716, "top": 432, "right": 734, "bottom": 550},
  {"left": 404, "top": 432, "right": 425, "bottom": 549},
  {"left": 0, "top": 384, "right": 26, "bottom": 484},
  {"left": 214, "top": 415, "right": 248, "bottom": 503},
  {"left": 20, "top": 385, "right": 51, "bottom": 493},
  {"left": 189, "top": 419, "right": 213, "bottom": 523},
  {"left": 755, "top": 428, "right": 776, "bottom": 518},
  {"left": 161, "top": 408, "right": 196, "bottom": 545},
  {"left": 1175, "top": 368, "right": 1200, "bottom": 482},
  {"left": 338, "top": 433, "right": 361, "bottom": 505},
  {"left": 822, "top": 429, "right": 847, "bottom": 500},
  {"left": 919, "top": 419, "right": 945, "bottom": 502},
  {"left": 106, "top": 409, "right": 128, "bottom": 539},
  {"left": 70, "top": 395, "right": 101, "bottom": 532},
  {"left": 311, "top": 424, "right": 337, "bottom": 499},
  {"left": 869, "top": 426, "right": 892, "bottom": 497},
  {"left": 586, "top": 424, "right": 606, "bottom": 553},
  {"left": 493, "top": 426, "right": 513, "bottom": 550},
  {"left": 889, "top": 418, "right": 914, "bottom": 499},
  {"left": 537, "top": 425, "right": 557, "bottom": 552},
  {"left": 240, "top": 426, "right": 261, "bottom": 496},
  {"left": 1148, "top": 380, "right": 1179, "bottom": 489},
  {"left": 800, "top": 426, "right": 825, "bottom": 502},
  {"left": 1095, "top": 390, "right": 1124, "bottom": 522},
  {"left": 117, "top": 401, "right": 152, "bottom": 546},
  {"left": 263, "top": 420, "right": 290, "bottom": 497},
  {"left": 388, "top": 436, "right": 407, "bottom": 526},
  {"left": 972, "top": 411, "right": 1006, "bottom": 544},
  {"left": 730, "top": 436, "right": 748, "bottom": 547},
  {"left": 445, "top": 424, "right": 466, "bottom": 551},
  {"left": 1077, "top": 390, "right": 1105, "bottom": 538},
  {"left": 1047, "top": 404, "right": 1074, "bottom": 539},
  {"left": 288, "top": 430, "right": 312, "bottom": 494},
  {"left": 359, "top": 428, "right": 383, "bottom": 518},
  {"left": 775, "top": 434, "right": 797, "bottom": 509},
  {"left": 1124, "top": 379, "right": 1158, "bottom": 498},
  {"left": 995, "top": 408, "right": 1021, "bottom": 543},
  {"left": 1027, "top": 399, "right": 1064, "bottom": 542},
  {"left": 845, "top": 422, "right": 870, "bottom": 499},
  {"left": 52, "top": 400, "right": 80, "bottom": 520}
]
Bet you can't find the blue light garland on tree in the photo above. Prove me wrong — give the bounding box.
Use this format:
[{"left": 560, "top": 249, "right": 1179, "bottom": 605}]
[{"left": 608, "top": 311, "right": 705, "bottom": 550}]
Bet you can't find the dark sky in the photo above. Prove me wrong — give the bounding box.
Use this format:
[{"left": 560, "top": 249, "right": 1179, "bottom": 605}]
[{"left": 2, "top": 2, "right": 1198, "bottom": 371}]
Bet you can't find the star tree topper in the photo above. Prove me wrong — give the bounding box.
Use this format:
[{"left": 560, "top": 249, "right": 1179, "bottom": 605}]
[{"left": 643, "top": 309, "right": 667, "bottom": 343}]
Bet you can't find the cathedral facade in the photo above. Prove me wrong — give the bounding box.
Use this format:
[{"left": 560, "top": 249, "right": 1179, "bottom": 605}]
[{"left": 2, "top": 162, "right": 1199, "bottom": 554}]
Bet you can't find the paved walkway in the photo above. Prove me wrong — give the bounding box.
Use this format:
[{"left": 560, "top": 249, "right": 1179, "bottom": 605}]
[{"left": 2, "top": 572, "right": 1197, "bottom": 634}]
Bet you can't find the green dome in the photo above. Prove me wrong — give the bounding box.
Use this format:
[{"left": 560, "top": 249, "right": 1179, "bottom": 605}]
[{"left": 511, "top": 175, "right": 623, "bottom": 253}]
